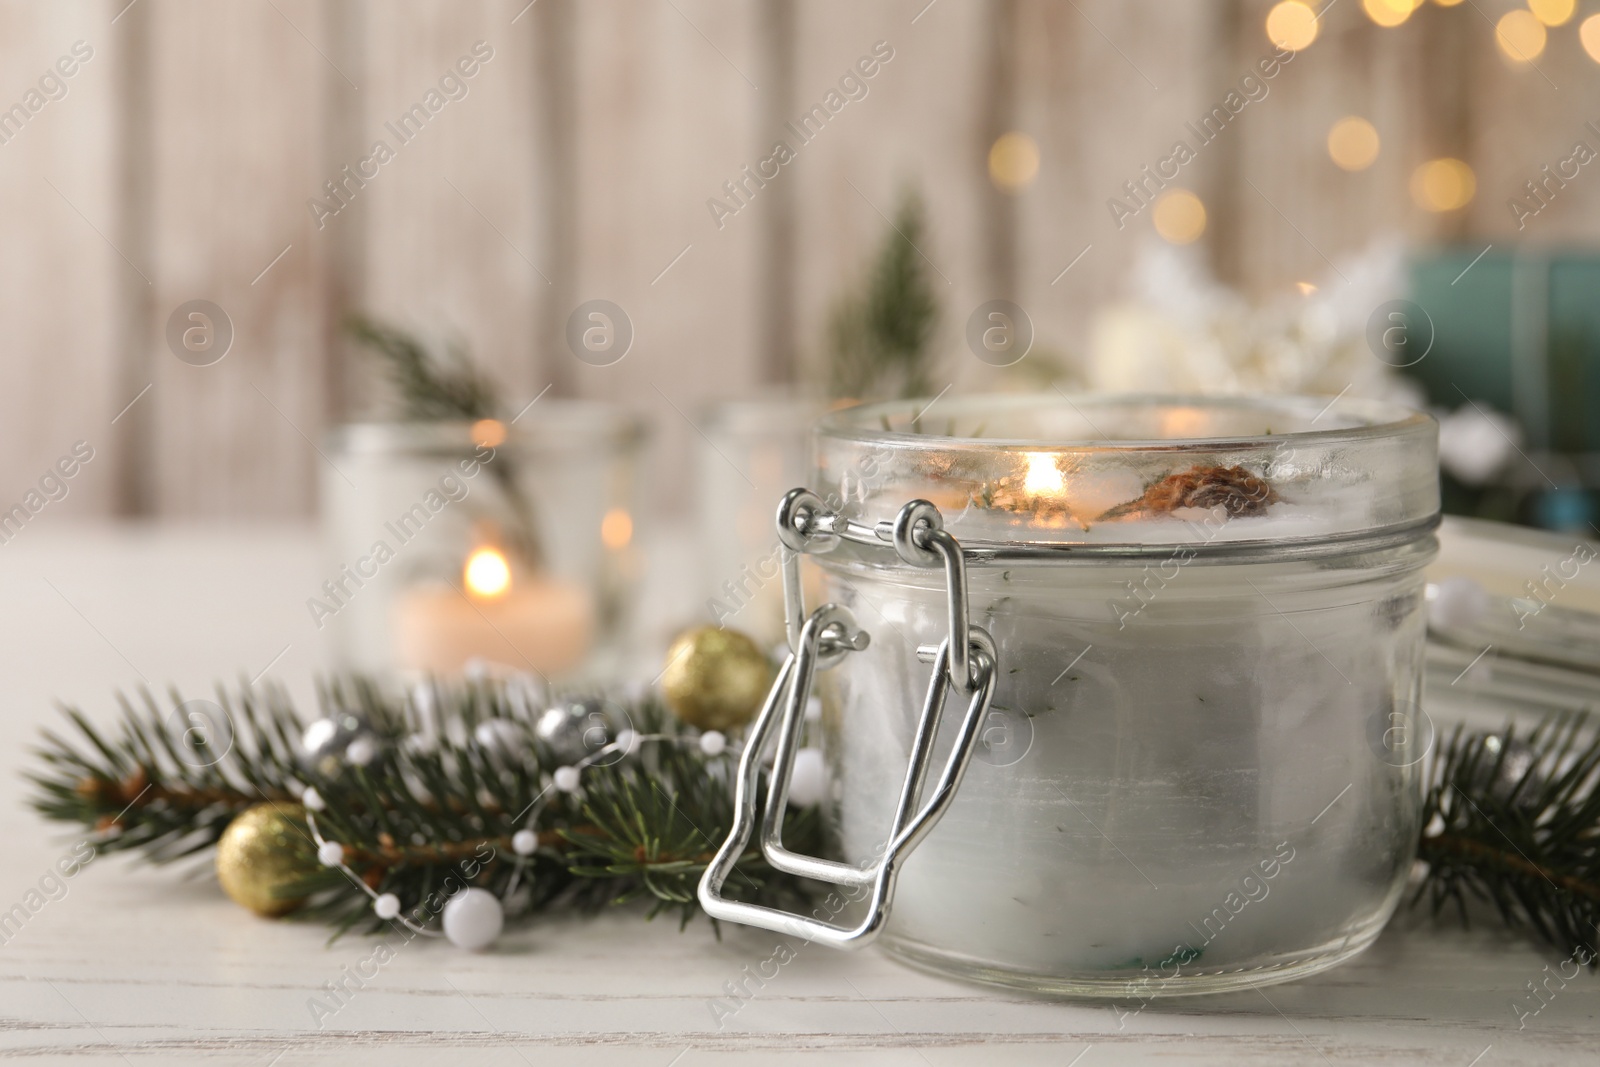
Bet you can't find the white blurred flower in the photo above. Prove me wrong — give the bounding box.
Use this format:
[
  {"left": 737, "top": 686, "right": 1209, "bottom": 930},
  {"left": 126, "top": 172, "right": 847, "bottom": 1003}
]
[
  {"left": 1087, "top": 238, "right": 1414, "bottom": 405},
  {"left": 1437, "top": 403, "right": 1520, "bottom": 485}
]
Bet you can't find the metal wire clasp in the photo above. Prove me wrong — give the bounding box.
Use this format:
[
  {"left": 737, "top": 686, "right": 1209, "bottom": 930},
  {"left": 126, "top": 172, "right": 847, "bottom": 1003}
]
[{"left": 696, "top": 489, "right": 999, "bottom": 948}]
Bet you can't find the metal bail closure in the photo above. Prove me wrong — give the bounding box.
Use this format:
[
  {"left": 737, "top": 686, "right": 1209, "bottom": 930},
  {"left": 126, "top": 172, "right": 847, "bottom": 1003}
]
[{"left": 697, "top": 490, "right": 1000, "bottom": 949}]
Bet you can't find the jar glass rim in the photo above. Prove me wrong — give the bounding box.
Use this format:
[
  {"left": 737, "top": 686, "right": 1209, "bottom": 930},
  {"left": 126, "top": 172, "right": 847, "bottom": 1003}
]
[
  {"left": 816, "top": 392, "right": 1431, "bottom": 452},
  {"left": 811, "top": 392, "right": 1440, "bottom": 557}
]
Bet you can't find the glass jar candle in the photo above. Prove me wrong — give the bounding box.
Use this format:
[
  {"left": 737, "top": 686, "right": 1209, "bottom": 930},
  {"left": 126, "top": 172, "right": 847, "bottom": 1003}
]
[
  {"left": 320, "top": 403, "right": 646, "bottom": 681},
  {"left": 700, "top": 394, "right": 1439, "bottom": 998}
]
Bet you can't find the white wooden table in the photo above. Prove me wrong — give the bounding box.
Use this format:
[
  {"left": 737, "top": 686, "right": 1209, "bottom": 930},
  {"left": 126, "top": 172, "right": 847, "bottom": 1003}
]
[{"left": 1, "top": 524, "right": 1595, "bottom": 1065}]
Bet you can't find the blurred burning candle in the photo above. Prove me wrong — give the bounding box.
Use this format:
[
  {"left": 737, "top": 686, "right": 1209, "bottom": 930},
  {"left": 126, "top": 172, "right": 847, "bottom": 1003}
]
[
  {"left": 392, "top": 544, "right": 595, "bottom": 676},
  {"left": 464, "top": 546, "right": 512, "bottom": 597}
]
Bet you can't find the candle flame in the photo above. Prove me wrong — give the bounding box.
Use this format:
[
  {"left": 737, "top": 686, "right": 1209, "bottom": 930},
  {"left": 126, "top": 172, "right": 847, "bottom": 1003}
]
[
  {"left": 1023, "top": 452, "right": 1065, "bottom": 496},
  {"left": 600, "top": 507, "right": 633, "bottom": 550},
  {"left": 464, "top": 546, "right": 512, "bottom": 599},
  {"left": 471, "top": 418, "right": 507, "bottom": 449}
]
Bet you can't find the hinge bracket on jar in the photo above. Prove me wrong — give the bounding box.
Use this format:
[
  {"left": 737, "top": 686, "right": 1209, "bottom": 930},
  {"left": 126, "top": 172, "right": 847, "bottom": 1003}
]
[{"left": 697, "top": 489, "right": 999, "bottom": 948}]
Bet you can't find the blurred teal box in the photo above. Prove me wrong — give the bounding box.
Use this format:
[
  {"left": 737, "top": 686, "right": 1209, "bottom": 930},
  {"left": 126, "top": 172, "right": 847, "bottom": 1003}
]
[{"left": 1410, "top": 248, "right": 1600, "bottom": 455}]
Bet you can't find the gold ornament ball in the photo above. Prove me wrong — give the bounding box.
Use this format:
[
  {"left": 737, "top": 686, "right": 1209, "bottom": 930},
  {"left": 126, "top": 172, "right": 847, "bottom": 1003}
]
[
  {"left": 661, "top": 625, "right": 775, "bottom": 731},
  {"left": 216, "top": 802, "right": 315, "bottom": 918}
]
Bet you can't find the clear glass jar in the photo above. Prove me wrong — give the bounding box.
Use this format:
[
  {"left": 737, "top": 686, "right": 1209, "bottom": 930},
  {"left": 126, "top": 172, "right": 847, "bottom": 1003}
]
[
  {"left": 697, "top": 394, "right": 824, "bottom": 647},
  {"left": 320, "top": 404, "right": 646, "bottom": 681},
  {"left": 810, "top": 394, "right": 1439, "bottom": 996}
]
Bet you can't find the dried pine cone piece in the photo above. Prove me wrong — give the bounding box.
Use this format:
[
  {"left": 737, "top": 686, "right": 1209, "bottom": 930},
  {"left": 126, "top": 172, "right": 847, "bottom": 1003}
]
[{"left": 1101, "top": 464, "right": 1280, "bottom": 520}]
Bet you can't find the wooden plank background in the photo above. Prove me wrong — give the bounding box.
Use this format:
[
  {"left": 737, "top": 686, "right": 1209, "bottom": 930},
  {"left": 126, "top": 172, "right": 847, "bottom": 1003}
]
[{"left": 0, "top": 0, "right": 1594, "bottom": 519}]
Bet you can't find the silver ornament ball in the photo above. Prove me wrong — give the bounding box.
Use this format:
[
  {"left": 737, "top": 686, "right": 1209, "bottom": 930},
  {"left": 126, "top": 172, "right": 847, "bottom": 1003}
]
[
  {"left": 301, "top": 711, "right": 381, "bottom": 777},
  {"left": 535, "top": 698, "right": 623, "bottom": 765}
]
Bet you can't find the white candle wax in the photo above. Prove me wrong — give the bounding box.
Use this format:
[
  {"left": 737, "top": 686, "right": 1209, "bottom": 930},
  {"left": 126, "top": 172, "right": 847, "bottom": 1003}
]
[
  {"left": 393, "top": 577, "right": 594, "bottom": 676},
  {"left": 820, "top": 507, "right": 1428, "bottom": 992}
]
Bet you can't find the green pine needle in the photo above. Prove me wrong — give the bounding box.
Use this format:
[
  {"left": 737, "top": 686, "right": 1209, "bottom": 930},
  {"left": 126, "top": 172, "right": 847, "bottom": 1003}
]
[
  {"left": 345, "top": 315, "right": 499, "bottom": 423},
  {"left": 28, "top": 677, "right": 819, "bottom": 937},
  {"left": 34, "top": 673, "right": 1600, "bottom": 959},
  {"left": 827, "top": 189, "right": 940, "bottom": 403},
  {"left": 1415, "top": 711, "right": 1600, "bottom": 961},
  {"left": 343, "top": 314, "right": 546, "bottom": 567}
]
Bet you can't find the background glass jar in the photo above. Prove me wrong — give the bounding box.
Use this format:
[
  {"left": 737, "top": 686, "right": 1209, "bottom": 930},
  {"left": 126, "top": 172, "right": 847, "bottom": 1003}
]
[
  {"left": 1426, "top": 515, "right": 1600, "bottom": 730},
  {"left": 696, "top": 393, "right": 823, "bottom": 648},
  {"left": 809, "top": 394, "right": 1440, "bottom": 996},
  {"left": 321, "top": 404, "right": 646, "bottom": 682}
]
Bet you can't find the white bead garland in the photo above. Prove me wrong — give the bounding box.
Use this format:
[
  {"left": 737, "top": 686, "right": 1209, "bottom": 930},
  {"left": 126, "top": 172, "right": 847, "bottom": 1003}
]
[
  {"left": 299, "top": 709, "right": 779, "bottom": 952},
  {"left": 345, "top": 735, "right": 380, "bottom": 767},
  {"left": 441, "top": 888, "right": 504, "bottom": 951},
  {"left": 787, "top": 748, "right": 827, "bottom": 807},
  {"left": 1438, "top": 404, "right": 1519, "bottom": 486}
]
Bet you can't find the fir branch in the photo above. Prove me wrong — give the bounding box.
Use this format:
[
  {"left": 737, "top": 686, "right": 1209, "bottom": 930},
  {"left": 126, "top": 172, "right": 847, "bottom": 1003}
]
[
  {"left": 28, "top": 677, "right": 819, "bottom": 935},
  {"left": 1415, "top": 711, "right": 1600, "bottom": 961},
  {"left": 51, "top": 676, "right": 1600, "bottom": 959},
  {"left": 343, "top": 314, "right": 545, "bottom": 567},
  {"left": 827, "top": 188, "right": 940, "bottom": 403},
  {"left": 345, "top": 315, "right": 498, "bottom": 422}
]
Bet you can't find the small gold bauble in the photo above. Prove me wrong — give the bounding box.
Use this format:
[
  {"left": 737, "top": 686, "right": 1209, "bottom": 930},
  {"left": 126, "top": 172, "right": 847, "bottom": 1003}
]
[
  {"left": 216, "top": 802, "right": 315, "bottom": 918},
  {"left": 661, "top": 625, "right": 775, "bottom": 731}
]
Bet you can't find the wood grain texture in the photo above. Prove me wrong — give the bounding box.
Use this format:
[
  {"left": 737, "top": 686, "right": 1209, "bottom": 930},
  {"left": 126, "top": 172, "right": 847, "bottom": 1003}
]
[
  {"left": 787, "top": 0, "right": 993, "bottom": 394},
  {"left": 565, "top": 0, "right": 766, "bottom": 516},
  {"left": 357, "top": 0, "right": 545, "bottom": 414},
  {"left": 142, "top": 0, "right": 337, "bottom": 517},
  {"left": 1013, "top": 0, "right": 1215, "bottom": 377},
  {"left": 4, "top": 0, "right": 1600, "bottom": 515},
  {"left": 0, "top": 2, "right": 122, "bottom": 522}
]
